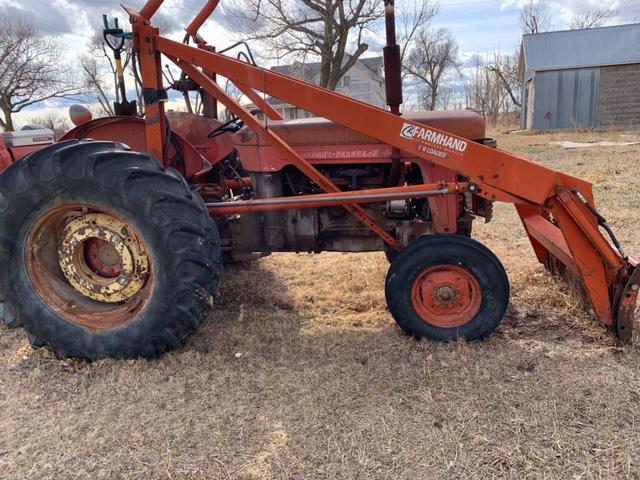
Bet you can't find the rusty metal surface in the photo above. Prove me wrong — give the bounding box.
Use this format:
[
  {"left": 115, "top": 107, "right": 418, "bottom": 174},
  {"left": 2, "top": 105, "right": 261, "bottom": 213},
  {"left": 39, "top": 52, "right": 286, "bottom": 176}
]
[
  {"left": 58, "top": 213, "right": 149, "bottom": 303},
  {"left": 207, "top": 182, "right": 468, "bottom": 214},
  {"left": 139, "top": 0, "right": 164, "bottom": 21},
  {"left": 164, "top": 111, "right": 234, "bottom": 165},
  {"left": 0, "top": 135, "right": 13, "bottom": 171},
  {"left": 185, "top": 0, "right": 219, "bottom": 37},
  {"left": 121, "top": 1, "right": 637, "bottom": 340},
  {"left": 234, "top": 110, "right": 487, "bottom": 148},
  {"left": 156, "top": 37, "right": 581, "bottom": 205},
  {"left": 25, "top": 204, "right": 154, "bottom": 331},
  {"left": 60, "top": 115, "right": 214, "bottom": 178},
  {"left": 617, "top": 266, "right": 640, "bottom": 342},
  {"left": 411, "top": 265, "right": 483, "bottom": 329},
  {"left": 173, "top": 56, "right": 403, "bottom": 250}
]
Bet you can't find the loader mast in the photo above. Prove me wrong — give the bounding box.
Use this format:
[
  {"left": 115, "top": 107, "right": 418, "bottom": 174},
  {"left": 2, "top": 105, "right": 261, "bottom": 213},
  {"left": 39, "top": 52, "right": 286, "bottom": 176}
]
[{"left": 124, "top": 0, "right": 638, "bottom": 340}]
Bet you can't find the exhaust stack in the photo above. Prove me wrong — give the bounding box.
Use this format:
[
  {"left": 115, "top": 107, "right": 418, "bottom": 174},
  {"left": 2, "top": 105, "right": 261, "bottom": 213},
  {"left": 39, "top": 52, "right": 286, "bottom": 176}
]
[
  {"left": 383, "top": 0, "right": 403, "bottom": 115},
  {"left": 383, "top": 0, "right": 403, "bottom": 186}
]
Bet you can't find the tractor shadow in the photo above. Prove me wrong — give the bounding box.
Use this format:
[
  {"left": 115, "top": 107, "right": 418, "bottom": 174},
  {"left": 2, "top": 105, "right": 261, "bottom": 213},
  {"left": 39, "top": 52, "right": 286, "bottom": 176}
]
[
  {"left": 185, "top": 260, "right": 307, "bottom": 357},
  {"left": 174, "top": 258, "right": 639, "bottom": 477},
  {"left": 182, "top": 254, "right": 621, "bottom": 372}
]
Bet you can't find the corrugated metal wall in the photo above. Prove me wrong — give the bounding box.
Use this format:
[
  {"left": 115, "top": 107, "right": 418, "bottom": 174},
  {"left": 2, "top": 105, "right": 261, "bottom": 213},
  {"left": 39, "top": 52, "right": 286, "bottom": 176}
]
[{"left": 532, "top": 68, "right": 600, "bottom": 130}]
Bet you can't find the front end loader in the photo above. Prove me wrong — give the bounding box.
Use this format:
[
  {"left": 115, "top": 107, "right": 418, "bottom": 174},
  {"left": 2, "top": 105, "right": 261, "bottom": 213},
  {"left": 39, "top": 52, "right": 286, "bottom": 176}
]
[{"left": 0, "top": 0, "right": 636, "bottom": 359}]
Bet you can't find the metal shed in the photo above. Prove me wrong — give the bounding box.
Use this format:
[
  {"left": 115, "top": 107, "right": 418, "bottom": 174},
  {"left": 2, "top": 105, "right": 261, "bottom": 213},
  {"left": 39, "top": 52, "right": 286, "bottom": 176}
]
[{"left": 520, "top": 24, "right": 640, "bottom": 130}]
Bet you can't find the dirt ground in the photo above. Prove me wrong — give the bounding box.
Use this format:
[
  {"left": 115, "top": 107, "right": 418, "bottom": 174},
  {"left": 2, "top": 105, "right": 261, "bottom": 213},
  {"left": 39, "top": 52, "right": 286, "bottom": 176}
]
[{"left": 1, "top": 129, "right": 639, "bottom": 479}]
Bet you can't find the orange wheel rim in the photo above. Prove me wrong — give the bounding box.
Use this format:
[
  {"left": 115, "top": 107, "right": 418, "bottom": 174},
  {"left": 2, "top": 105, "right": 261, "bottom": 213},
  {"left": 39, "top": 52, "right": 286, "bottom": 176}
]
[{"left": 411, "top": 265, "right": 482, "bottom": 329}]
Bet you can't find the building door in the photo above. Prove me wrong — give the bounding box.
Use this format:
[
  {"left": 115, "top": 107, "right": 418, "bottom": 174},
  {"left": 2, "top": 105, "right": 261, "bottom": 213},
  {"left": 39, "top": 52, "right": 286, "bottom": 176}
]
[{"left": 532, "top": 68, "right": 599, "bottom": 130}]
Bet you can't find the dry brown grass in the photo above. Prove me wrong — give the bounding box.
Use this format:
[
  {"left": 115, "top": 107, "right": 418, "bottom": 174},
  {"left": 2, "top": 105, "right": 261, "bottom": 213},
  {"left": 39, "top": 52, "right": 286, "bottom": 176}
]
[{"left": 1, "top": 130, "right": 640, "bottom": 479}]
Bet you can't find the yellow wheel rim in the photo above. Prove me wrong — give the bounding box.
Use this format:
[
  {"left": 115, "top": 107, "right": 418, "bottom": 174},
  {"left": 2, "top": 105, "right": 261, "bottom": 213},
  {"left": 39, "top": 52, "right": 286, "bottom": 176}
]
[{"left": 57, "top": 213, "right": 149, "bottom": 303}]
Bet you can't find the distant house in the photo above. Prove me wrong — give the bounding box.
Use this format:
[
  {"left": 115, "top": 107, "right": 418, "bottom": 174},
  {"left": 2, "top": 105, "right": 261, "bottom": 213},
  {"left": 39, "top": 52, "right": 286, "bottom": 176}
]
[
  {"left": 263, "top": 57, "right": 385, "bottom": 119},
  {"left": 519, "top": 23, "right": 640, "bottom": 130}
]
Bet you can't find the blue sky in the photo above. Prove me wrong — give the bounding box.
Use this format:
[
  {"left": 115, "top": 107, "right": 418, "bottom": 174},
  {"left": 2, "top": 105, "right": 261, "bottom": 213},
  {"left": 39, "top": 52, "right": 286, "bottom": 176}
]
[
  {"left": 438, "top": 0, "right": 522, "bottom": 54},
  {"left": 435, "top": 0, "right": 639, "bottom": 55}
]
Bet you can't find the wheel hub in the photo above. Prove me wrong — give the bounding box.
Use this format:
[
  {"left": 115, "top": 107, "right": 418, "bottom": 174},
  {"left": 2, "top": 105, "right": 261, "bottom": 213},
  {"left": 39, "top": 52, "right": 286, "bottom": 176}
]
[
  {"left": 436, "top": 286, "right": 455, "bottom": 302},
  {"left": 58, "top": 213, "right": 149, "bottom": 303},
  {"left": 84, "top": 238, "right": 123, "bottom": 278},
  {"left": 411, "top": 265, "right": 483, "bottom": 328}
]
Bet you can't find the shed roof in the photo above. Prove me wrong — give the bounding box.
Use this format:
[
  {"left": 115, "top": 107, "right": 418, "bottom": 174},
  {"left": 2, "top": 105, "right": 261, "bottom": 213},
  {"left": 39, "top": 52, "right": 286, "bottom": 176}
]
[{"left": 521, "top": 23, "right": 640, "bottom": 75}]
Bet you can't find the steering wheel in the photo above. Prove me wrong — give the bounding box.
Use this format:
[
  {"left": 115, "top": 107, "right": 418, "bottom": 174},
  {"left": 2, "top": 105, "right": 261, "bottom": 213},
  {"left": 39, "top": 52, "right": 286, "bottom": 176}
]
[
  {"left": 207, "top": 109, "right": 263, "bottom": 139},
  {"left": 208, "top": 116, "right": 244, "bottom": 138}
]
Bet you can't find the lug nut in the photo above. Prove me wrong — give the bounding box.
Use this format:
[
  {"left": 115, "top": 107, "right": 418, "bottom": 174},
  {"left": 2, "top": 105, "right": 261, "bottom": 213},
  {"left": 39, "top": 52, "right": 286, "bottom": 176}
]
[
  {"left": 110, "top": 235, "right": 122, "bottom": 244},
  {"left": 118, "top": 276, "right": 129, "bottom": 286}
]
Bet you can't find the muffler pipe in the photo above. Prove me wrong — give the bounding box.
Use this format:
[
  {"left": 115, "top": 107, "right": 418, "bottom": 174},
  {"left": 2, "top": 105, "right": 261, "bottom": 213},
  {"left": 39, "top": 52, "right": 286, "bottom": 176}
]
[{"left": 383, "top": 0, "right": 404, "bottom": 187}]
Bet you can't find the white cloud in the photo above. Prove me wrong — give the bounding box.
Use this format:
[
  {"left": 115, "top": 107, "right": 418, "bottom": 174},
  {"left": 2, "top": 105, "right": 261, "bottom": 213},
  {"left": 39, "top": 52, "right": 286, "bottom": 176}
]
[
  {"left": 500, "top": 0, "right": 640, "bottom": 28},
  {"left": 0, "top": 0, "right": 238, "bottom": 52}
]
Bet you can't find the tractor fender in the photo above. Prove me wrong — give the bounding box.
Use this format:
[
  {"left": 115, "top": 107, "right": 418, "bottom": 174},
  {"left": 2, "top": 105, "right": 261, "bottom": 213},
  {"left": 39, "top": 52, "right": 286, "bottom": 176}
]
[{"left": 60, "top": 114, "right": 232, "bottom": 179}]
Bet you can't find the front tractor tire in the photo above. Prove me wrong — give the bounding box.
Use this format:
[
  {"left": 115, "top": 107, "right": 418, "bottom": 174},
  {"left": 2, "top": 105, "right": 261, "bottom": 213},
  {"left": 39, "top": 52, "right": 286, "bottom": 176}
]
[
  {"left": 385, "top": 235, "right": 509, "bottom": 342},
  {"left": 0, "top": 141, "right": 222, "bottom": 359}
]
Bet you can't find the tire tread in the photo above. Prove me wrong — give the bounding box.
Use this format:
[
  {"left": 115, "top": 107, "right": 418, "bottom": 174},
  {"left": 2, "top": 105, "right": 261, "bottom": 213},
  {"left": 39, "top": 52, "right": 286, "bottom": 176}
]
[{"left": 0, "top": 141, "right": 222, "bottom": 359}]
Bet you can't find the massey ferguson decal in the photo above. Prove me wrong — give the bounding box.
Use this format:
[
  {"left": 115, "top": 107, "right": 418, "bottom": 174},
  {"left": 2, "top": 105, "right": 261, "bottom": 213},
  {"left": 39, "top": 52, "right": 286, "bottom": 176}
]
[
  {"left": 303, "top": 148, "right": 391, "bottom": 160},
  {"left": 400, "top": 122, "right": 468, "bottom": 159}
]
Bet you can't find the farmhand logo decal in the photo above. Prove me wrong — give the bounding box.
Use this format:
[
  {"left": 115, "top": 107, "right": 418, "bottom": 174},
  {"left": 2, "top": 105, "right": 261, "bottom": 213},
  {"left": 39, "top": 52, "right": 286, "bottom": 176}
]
[{"left": 400, "top": 122, "right": 468, "bottom": 159}]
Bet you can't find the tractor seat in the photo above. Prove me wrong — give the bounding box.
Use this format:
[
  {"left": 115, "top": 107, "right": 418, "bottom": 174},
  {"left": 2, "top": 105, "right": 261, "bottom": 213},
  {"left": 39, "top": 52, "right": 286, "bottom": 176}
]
[{"left": 257, "top": 109, "right": 486, "bottom": 147}]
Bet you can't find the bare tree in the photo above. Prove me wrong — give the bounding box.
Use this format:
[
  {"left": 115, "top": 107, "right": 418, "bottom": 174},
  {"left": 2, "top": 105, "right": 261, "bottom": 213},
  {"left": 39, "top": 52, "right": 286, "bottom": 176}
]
[
  {"left": 0, "top": 10, "right": 82, "bottom": 132},
  {"left": 26, "top": 112, "right": 72, "bottom": 140},
  {"left": 394, "top": 0, "right": 440, "bottom": 109},
  {"left": 487, "top": 49, "right": 521, "bottom": 108},
  {"left": 79, "top": 54, "right": 115, "bottom": 116},
  {"left": 221, "top": 79, "right": 245, "bottom": 120},
  {"left": 395, "top": 1, "right": 440, "bottom": 63},
  {"left": 434, "top": 84, "right": 455, "bottom": 110},
  {"left": 79, "top": 32, "right": 142, "bottom": 117},
  {"left": 570, "top": 8, "right": 618, "bottom": 29},
  {"left": 520, "top": 0, "right": 551, "bottom": 34},
  {"left": 228, "top": 0, "right": 382, "bottom": 90},
  {"left": 404, "top": 28, "right": 459, "bottom": 111},
  {"left": 465, "top": 56, "right": 500, "bottom": 125},
  {"left": 465, "top": 53, "right": 518, "bottom": 126}
]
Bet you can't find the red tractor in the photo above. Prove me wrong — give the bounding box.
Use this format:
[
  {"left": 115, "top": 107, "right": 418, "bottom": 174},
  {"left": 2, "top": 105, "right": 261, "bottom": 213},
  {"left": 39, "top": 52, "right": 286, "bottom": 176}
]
[{"left": 0, "top": 0, "right": 636, "bottom": 359}]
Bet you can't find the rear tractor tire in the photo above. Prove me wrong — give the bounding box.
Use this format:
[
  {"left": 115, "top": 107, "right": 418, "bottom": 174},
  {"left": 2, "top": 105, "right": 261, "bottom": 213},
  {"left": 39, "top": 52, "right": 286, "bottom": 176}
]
[
  {"left": 0, "top": 140, "right": 222, "bottom": 359},
  {"left": 385, "top": 235, "right": 509, "bottom": 342}
]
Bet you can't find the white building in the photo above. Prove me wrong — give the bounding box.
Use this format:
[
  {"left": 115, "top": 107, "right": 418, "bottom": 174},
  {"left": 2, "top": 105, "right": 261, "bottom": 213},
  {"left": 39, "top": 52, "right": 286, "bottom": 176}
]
[{"left": 263, "top": 57, "right": 386, "bottom": 119}]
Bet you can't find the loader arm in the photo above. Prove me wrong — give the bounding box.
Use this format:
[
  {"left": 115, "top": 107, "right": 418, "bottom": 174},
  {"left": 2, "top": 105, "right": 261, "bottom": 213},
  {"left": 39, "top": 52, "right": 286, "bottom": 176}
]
[{"left": 125, "top": 1, "right": 638, "bottom": 340}]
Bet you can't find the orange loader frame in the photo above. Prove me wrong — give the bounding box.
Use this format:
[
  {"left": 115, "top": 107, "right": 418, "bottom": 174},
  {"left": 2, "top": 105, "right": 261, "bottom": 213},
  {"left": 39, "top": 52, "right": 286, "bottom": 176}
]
[{"left": 124, "top": 0, "right": 638, "bottom": 340}]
